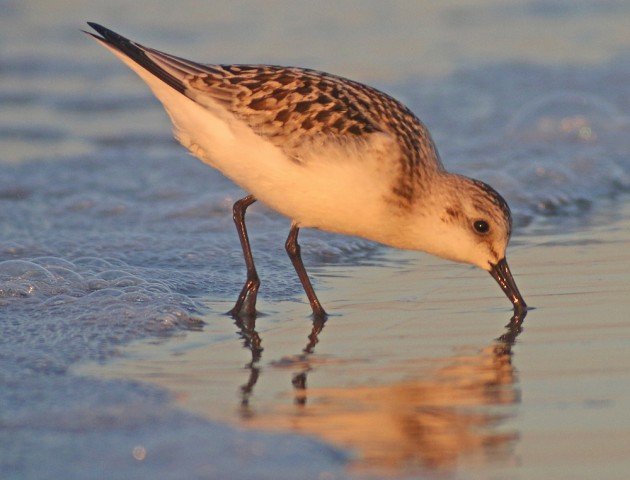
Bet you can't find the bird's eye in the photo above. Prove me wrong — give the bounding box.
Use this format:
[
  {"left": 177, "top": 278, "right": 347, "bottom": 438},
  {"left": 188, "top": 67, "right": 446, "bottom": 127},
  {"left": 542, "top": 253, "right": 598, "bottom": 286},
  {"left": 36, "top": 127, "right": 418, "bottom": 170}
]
[{"left": 473, "top": 220, "right": 490, "bottom": 234}]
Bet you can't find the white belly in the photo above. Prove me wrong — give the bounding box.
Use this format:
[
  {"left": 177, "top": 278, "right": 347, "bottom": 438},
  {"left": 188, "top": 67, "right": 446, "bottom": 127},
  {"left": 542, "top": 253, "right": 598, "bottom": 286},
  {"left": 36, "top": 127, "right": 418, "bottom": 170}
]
[{"left": 177, "top": 105, "right": 395, "bottom": 240}]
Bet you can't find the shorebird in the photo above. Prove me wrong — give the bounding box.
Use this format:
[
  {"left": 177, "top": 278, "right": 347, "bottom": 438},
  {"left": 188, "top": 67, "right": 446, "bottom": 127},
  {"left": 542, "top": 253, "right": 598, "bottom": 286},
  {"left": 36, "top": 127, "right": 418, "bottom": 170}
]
[{"left": 86, "top": 23, "right": 527, "bottom": 319}]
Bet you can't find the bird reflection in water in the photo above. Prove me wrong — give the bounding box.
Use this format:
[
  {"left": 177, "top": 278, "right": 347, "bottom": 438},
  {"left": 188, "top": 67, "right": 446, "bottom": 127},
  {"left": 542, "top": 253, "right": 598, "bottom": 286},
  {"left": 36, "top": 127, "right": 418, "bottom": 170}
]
[
  {"left": 235, "top": 315, "right": 327, "bottom": 417},
  {"left": 234, "top": 312, "right": 525, "bottom": 474}
]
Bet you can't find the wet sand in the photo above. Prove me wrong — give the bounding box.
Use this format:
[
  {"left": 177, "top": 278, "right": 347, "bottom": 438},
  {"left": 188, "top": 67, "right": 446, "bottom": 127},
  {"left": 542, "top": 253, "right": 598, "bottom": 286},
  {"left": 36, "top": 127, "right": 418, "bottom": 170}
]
[{"left": 76, "top": 201, "right": 630, "bottom": 478}]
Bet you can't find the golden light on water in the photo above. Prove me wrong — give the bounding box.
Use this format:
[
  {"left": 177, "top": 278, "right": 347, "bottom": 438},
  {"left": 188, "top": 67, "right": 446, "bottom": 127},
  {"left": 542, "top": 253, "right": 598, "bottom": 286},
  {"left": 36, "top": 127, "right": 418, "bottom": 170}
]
[{"left": 246, "top": 331, "right": 520, "bottom": 473}]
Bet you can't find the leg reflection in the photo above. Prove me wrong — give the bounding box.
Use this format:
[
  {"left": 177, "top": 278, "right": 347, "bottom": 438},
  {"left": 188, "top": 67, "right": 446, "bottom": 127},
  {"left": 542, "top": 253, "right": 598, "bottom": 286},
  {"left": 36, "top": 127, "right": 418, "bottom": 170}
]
[
  {"left": 234, "top": 315, "right": 327, "bottom": 416},
  {"left": 292, "top": 316, "right": 327, "bottom": 406},
  {"left": 497, "top": 311, "right": 526, "bottom": 346},
  {"left": 234, "top": 316, "right": 263, "bottom": 418}
]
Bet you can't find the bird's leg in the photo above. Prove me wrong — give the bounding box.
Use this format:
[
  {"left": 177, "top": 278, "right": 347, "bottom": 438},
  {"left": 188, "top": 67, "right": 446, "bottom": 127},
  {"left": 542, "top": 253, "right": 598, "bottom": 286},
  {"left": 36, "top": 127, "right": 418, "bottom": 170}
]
[
  {"left": 285, "top": 223, "right": 327, "bottom": 319},
  {"left": 229, "top": 195, "right": 260, "bottom": 318}
]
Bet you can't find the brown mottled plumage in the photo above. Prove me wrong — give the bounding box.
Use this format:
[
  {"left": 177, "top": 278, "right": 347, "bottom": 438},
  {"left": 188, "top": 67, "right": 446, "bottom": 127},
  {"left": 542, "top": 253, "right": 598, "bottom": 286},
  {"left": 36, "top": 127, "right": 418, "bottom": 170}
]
[{"left": 142, "top": 46, "right": 444, "bottom": 204}]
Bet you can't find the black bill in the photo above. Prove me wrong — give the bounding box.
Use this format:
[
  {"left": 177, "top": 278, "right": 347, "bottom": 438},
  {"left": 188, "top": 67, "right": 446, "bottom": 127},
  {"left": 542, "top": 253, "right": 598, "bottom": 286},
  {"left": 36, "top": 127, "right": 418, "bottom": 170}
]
[{"left": 489, "top": 257, "right": 527, "bottom": 314}]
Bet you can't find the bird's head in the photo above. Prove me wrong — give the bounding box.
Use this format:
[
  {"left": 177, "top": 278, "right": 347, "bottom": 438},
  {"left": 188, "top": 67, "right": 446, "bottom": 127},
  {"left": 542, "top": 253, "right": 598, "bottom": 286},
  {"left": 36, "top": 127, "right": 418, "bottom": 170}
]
[{"left": 409, "top": 173, "right": 527, "bottom": 314}]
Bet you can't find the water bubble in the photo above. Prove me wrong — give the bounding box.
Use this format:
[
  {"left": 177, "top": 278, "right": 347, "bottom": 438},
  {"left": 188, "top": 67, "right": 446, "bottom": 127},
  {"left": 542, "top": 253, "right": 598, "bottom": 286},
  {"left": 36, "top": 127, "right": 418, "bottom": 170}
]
[
  {"left": 97, "top": 270, "right": 134, "bottom": 281},
  {"left": 31, "top": 257, "right": 78, "bottom": 270},
  {"left": 505, "top": 91, "right": 625, "bottom": 145},
  {"left": 0, "top": 260, "right": 56, "bottom": 282},
  {"left": 0, "top": 260, "right": 57, "bottom": 297},
  {"left": 132, "top": 445, "right": 147, "bottom": 461},
  {"left": 501, "top": 91, "right": 630, "bottom": 220}
]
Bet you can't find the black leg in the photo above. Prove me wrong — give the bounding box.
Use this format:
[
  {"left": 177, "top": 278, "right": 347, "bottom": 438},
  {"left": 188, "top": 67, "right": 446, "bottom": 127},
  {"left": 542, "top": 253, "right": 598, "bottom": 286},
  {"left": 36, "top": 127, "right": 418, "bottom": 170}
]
[
  {"left": 285, "top": 223, "right": 327, "bottom": 319},
  {"left": 229, "top": 195, "right": 260, "bottom": 317}
]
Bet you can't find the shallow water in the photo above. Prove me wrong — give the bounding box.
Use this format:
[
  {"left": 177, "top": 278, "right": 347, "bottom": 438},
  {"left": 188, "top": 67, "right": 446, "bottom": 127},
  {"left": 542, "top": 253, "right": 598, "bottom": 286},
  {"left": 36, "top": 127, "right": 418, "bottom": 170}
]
[
  {"left": 76, "top": 204, "right": 630, "bottom": 478},
  {"left": 1, "top": 1, "right": 630, "bottom": 479}
]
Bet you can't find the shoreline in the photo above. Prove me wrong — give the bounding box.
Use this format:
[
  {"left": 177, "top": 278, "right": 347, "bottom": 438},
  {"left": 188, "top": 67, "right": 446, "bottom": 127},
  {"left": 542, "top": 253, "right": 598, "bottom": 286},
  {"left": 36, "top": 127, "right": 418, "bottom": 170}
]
[{"left": 76, "top": 202, "right": 630, "bottom": 477}]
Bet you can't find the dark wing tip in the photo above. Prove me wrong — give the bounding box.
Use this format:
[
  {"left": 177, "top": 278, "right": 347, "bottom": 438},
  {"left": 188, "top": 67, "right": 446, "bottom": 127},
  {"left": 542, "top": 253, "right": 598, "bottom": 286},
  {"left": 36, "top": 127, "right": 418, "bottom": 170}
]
[
  {"left": 82, "top": 22, "right": 106, "bottom": 41},
  {"left": 87, "top": 22, "right": 112, "bottom": 40},
  {"left": 84, "top": 22, "right": 186, "bottom": 95},
  {"left": 85, "top": 22, "right": 133, "bottom": 49}
]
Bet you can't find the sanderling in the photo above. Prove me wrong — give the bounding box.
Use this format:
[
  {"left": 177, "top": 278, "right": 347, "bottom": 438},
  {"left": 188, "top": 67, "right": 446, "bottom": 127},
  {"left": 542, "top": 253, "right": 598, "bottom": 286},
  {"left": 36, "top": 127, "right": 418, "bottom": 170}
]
[{"left": 86, "top": 23, "right": 527, "bottom": 319}]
